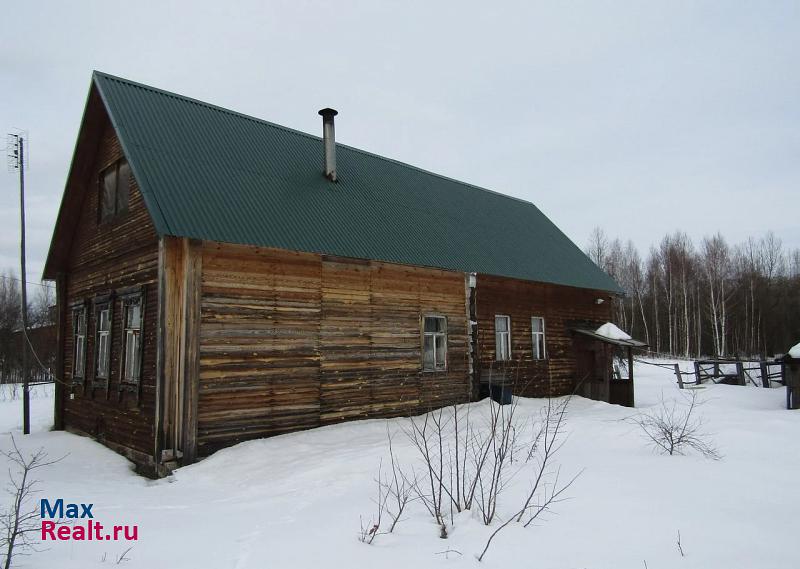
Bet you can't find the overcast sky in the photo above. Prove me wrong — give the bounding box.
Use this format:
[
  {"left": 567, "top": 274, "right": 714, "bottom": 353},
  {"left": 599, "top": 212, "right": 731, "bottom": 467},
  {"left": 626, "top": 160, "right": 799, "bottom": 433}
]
[{"left": 1, "top": 1, "right": 798, "bottom": 294}]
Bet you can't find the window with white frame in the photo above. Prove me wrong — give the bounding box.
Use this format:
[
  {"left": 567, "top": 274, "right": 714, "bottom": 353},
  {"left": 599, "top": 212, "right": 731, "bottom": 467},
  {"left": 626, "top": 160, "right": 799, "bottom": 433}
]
[
  {"left": 122, "top": 295, "right": 143, "bottom": 383},
  {"left": 72, "top": 306, "right": 87, "bottom": 381},
  {"left": 495, "top": 315, "right": 511, "bottom": 361},
  {"left": 423, "top": 315, "right": 447, "bottom": 371},
  {"left": 531, "top": 317, "right": 546, "bottom": 360},
  {"left": 95, "top": 304, "right": 112, "bottom": 380}
]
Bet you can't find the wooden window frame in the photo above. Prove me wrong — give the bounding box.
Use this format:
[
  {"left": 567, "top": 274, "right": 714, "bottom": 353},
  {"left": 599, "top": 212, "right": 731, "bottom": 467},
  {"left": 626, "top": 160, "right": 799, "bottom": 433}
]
[
  {"left": 422, "top": 314, "right": 448, "bottom": 372},
  {"left": 98, "top": 158, "right": 131, "bottom": 224},
  {"left": 531, "top": 316, "right": 547, "bottom": 360},
  {"left": 71, "top": 303, "right": 87, "bottom": 384},
  {"left": 494, "top": 314, "right": 512, "bottom": 361},
  {"left": 119, "top": 288, "right": 145, "bottom": 391},
  {"left": 93, "top": 296, "right": 113, "bottom": 388}
]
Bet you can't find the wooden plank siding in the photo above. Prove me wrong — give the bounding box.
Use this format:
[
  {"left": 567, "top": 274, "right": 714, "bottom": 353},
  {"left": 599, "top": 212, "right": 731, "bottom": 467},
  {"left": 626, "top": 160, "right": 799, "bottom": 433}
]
[
  {"left": 60, "top": 119, "right": 160, "bottom": 471},
  {"left": 474, "top": 274, "right": 613, "bottom": 397},
  {"left": 195, "top": 242, "right": 471, "bottom": 456}
]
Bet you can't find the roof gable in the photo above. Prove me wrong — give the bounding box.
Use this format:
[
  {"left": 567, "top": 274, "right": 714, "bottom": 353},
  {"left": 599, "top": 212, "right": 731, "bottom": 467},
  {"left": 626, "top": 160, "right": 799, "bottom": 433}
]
[
  {"left": 49, "top": 71, "right": 621, "bottom": 293},
  {"left": 43, "top": 82, "right": 162, "bottom": 279}
]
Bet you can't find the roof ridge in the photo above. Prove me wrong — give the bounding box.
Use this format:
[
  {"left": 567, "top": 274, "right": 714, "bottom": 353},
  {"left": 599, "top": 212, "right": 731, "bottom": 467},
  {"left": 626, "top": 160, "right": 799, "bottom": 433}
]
[
  {"left": 91, "top": 70, "right": 536, "bottom": 208},
  {"left": 92, "top": 70, "right": 323, "bottom": 143}
]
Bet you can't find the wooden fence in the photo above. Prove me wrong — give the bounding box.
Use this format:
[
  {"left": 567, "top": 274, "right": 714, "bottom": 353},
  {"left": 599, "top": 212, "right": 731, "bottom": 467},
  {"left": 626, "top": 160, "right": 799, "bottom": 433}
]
[
  {"left": 673, "top": 359, "right": 784, "bottom": 389},
  {"left": 0, "top": 368, "right": 55, "bottom": 385}
]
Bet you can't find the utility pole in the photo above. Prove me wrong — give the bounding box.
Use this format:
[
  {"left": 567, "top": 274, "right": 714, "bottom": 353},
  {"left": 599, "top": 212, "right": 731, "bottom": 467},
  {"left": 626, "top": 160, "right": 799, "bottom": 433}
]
[{"left": 8, "top": 133, "right": 30, "bottom": 434}]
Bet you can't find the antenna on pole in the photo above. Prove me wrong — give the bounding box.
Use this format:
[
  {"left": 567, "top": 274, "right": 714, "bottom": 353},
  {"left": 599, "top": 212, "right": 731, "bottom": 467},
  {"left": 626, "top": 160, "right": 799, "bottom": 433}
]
[{"left": 7, "top": 130, "right": 30, "bottom": 435}]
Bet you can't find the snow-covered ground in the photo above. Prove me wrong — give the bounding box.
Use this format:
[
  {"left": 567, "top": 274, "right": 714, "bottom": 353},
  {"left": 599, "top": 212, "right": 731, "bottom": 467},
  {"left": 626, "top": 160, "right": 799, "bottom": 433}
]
[{"left": 0, "top": 362, "right": 798, "bottom": 569}]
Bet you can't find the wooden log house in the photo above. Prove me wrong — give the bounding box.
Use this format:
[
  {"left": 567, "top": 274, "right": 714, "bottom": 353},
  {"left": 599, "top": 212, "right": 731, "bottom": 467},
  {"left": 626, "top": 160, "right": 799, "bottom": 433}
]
[{"left": 43, "top": 72, "right": 623, "bottom": 476}]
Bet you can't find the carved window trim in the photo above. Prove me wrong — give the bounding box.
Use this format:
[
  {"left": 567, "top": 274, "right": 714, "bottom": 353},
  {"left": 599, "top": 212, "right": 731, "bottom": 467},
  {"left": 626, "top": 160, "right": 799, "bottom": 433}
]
[
  {"left": 70, "top": 302, "right": 88, "bottom": 384},
  {"left": 119, "top": 287, "right": 145, "bottom": 392},
  {"left": 92, "top": 295, "right": 114, "bottom": 389}
]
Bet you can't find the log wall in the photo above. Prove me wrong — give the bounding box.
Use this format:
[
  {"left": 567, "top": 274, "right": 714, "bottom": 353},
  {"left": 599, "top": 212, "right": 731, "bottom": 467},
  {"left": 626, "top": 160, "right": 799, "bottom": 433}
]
[
  {"left": 61, "top": 118, "right": 159, "bottom": 470},
  {"left": 196, "top": 243, "right": 471, "bottom": 456},
  {"left": 474, "top": 274, "right": 613, "bottom": 397}
]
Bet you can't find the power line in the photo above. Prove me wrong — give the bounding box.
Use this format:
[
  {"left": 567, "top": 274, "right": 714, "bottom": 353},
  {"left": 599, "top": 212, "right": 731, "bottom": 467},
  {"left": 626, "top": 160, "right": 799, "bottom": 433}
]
[{"left": 0, "top": 274, "right": 55, "bottom": 290}]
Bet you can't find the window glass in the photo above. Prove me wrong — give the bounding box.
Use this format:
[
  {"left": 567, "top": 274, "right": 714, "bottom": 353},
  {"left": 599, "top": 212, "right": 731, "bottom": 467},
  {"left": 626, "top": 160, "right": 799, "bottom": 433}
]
[
  {"left": 96, "top": 306, "right": 111, "bottom": 379},
  {"left": 73, "top": 307, "right": 87, "bottom": 379},
  {"left": 495, "top": 315, "right": 511, "bottom": 360},
  {"left": 123, "top": 297, "right": 143, "bottom": 383},
  {"left": 422, "top": 316, "right": 447, "bottom": 371},
  {"left": 99, "top": 159, "right": 131, "bottom": 222},
  {"left": 100, "top": 167, "right": 116, "bottom": 221},
  {"left": 127, "top": 303, "right": 141, "bottom": 329},
  {"left": 435, "top": 335, "right": 446, "bottom": 368},
  {"left": 116, "top": 160, "right": 131, "bottom": 213},
  {"left": 532, "top": 317, "right": 546, "bottom": 360},
  {"left": 423, "top": 335, "right": 435, "bottom": 369}
]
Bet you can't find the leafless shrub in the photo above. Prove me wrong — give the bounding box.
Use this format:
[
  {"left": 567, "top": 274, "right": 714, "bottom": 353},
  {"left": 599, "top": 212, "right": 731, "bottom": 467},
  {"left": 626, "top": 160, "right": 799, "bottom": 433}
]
[
  {"left": 404, "top": 395, "right": 529, "bottom": 538},
  {"left": 405, "top": 409, "right": 447, "bottom": 535},
  {"left": 472, "top": 395, "right": 526, "bottom": 526},
  {"left": 360, "top": 369, "right": 582, "bottom": 561},
  {"left": 435, "top": 548, "right": 462, "bottom": 559},
  {"left": 629, "top": 391, "right": 721, "bottom": 459},
  {"left": 1, "top": 435, "right": 64, "bottom": 568},
  {"left": 100, "top": 547, "right": 133, "bottom": 565},
  {"left": 477, "top": 394, "right": 581, "bottom": 562},
  {"left": 676, "top": 530, "right": 685, "bottom": 557},
  {"left": 358, "top": 428, "right": 420, "bottom": 544},
  {"left": 358, "top": 461, "right": 388, "bottom": 545},
  {"left": 383, "top": 427, "right": 415, "bottom": 533}
]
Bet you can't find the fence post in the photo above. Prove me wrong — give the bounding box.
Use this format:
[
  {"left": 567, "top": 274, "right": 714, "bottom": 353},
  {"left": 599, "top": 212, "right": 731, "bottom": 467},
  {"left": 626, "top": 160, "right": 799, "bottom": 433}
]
[
  {"left": 694, "top": 361, "right": 702, "bottom": 385},
  {"left": 760, "top": 361, "right": 770, "bottom": 388},
  {"left": 674, "top": 364, "right": 684, "bottom": 389},
  {"left": 735, "top": 362, "right": 745, "bottom": 386}
]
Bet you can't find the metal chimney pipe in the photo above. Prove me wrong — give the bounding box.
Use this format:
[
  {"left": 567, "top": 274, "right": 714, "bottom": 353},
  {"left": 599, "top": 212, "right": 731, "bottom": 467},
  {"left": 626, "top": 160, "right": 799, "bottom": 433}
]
[{"left": 318, "top": 108, "right": 338, "bottom": 182}]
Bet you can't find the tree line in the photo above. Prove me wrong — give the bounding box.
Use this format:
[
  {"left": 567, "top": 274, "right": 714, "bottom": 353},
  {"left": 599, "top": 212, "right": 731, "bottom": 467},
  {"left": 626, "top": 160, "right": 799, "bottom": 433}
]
[
  {"left": 0, "top": 271, "right": 55, "bottom": 381},
  {"left": 586, "top": 228, "right": 800, "bottom": 359}
]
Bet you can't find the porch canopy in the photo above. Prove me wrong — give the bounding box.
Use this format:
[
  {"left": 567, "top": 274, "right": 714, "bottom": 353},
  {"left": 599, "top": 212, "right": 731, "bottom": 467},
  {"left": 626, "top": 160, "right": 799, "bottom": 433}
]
[
  {"left": 571, "top": 327, "right": 648, "bottom": 349},
  {"left": 571, "top": 323, "right": 647, "bottom": 407}
]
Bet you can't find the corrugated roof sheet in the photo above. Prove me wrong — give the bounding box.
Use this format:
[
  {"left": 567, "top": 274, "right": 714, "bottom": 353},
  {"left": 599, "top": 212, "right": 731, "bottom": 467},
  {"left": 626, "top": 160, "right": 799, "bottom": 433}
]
[{"left": 93, "top": 71, "right": 622, "bottom": 293}]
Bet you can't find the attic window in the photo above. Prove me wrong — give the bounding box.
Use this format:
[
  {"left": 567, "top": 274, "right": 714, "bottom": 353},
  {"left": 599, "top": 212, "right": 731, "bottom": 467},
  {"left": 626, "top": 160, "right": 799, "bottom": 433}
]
[{"left": 99, "top": 159, "right": 131, "bottom": 223}]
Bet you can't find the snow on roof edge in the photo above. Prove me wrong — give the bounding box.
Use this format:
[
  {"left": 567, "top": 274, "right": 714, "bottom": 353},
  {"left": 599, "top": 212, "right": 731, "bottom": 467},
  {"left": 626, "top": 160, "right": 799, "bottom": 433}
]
[{"left": 595, "top": 322, "right": 632, "bottom": 341}]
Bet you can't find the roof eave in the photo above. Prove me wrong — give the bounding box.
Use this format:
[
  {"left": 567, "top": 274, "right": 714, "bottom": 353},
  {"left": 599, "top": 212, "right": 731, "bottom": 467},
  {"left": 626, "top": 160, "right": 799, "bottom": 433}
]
[{"left": 42, "top": 78, "right": 100, "bottom": 280}]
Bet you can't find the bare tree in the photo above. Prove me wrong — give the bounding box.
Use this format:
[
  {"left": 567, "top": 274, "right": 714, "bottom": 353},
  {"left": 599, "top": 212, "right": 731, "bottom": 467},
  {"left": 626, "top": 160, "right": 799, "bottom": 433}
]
[
  {"left": 28, "top": 287, "right": 54, "bottom": 330},
  {"left": 0, "top": 273, "right": 22, "bottom": 381},
  {"left": 585, "top": 228, "right": 798, "bottom": 359},
  {"left": 702, "top": 234, "right": 733, "bottom": 356},
  {"left": 585, "top": 227, "right": 609, "bottom": 269},
  {"left": 628, "top": 391, "right": 720, "bottom": 459},
  {"left": 1, "top": 436, "right": 64, "bottom": 568}
]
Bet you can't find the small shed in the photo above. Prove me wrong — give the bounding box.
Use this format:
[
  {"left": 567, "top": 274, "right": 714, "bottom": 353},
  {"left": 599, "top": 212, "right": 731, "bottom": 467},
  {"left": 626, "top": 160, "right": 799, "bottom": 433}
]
[
  {"left": 784, "top": 342, "right": 800, "bottom": 410},
  {"left": 571, "top": 323, "right": 647, "bottom": 407}
]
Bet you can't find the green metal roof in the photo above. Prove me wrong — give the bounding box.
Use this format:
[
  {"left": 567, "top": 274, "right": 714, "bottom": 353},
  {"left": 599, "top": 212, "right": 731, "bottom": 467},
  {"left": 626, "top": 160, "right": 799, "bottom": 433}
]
[{"left": 92, "top": 71, "right": 621, "bottom": 293}]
